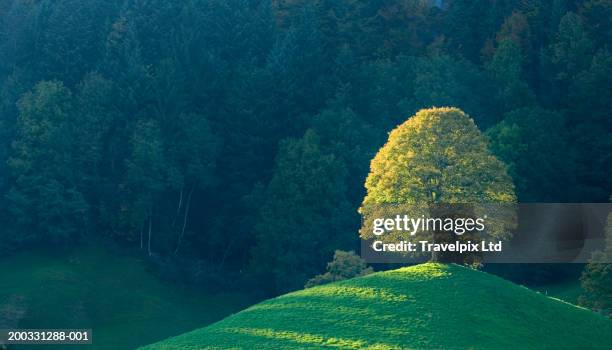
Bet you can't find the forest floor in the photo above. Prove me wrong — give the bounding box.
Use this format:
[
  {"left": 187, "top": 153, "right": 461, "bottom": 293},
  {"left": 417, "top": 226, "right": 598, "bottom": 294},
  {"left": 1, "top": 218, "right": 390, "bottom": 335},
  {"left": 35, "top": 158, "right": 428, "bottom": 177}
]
[{"left": 0, "top": 243, "right": 255, "bottom": 350}]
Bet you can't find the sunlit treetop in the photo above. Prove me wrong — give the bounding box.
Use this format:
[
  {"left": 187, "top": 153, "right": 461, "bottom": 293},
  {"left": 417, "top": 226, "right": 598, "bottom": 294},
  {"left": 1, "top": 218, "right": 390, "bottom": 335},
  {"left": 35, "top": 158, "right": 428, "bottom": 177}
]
[{"left": 360, "top": 107, "right": 516, "bottom": 207}]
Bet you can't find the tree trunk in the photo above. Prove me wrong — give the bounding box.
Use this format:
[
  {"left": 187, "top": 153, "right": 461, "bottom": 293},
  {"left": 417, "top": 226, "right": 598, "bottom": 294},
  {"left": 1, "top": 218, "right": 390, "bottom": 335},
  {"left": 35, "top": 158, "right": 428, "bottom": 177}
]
[
  {"left": 140, "top": 220, "right": 144, "bottom": 250},
  {"left": 431, "top": 249, "right": 439, "bottom": 262},
  {"left": 218, "top": 235, "right": 238, "bottom": 270},
  {"left": 429, "top": 200, "right": 440, "bottom": 262},
  {"left": 175, "top": 185, "right": 195, "bottom": 255},
  {"left": 172, "top": 187, "right": 184, "bottom": 229},
  {"left": 147, "top": 212, "right": 153, "bottom": 257}
]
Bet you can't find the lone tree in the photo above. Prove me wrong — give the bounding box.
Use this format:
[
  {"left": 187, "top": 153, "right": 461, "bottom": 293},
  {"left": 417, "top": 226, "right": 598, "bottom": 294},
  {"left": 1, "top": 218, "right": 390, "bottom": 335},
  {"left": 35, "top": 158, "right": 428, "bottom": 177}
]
[{"left": 359, "top": 107, "right": 516, "bottom": 263}]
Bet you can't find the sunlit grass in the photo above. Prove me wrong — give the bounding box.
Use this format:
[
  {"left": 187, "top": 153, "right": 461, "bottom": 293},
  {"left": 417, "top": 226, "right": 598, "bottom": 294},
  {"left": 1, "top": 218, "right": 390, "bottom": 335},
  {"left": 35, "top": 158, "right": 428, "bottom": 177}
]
[{"left": 142, "top": 263, "right": 612, "bottom": 349}]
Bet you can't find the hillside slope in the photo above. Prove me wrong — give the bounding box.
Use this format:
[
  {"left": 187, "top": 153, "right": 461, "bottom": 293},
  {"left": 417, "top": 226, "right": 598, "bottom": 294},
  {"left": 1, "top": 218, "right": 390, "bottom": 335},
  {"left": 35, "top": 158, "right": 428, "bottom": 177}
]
[
  {"left": 0, "top": 245, "right": 252, "bottom": 349},
  {"left": 141, "top": 263, "right": 612, "bottom": 350}
]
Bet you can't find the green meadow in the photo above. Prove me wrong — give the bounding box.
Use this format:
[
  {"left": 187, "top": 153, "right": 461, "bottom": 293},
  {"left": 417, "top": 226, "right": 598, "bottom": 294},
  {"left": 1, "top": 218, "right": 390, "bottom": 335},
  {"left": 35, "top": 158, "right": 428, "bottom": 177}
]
[
  {"left": 1, "top": 3, "right": 611, "bottom": 349},
  {"left": 142, "top": 263, "right": 612, "bottom": 350},
  {"left": 0, "top": 245, "right": 254, "bottom": 349}
]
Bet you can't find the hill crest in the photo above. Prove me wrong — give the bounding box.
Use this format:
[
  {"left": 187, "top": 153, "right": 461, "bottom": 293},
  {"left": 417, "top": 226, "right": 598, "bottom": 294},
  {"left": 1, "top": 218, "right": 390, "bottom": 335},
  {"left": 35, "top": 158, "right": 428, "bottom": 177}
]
[{"left": 142, "top": 263, "right": 612, "bottom": 349}]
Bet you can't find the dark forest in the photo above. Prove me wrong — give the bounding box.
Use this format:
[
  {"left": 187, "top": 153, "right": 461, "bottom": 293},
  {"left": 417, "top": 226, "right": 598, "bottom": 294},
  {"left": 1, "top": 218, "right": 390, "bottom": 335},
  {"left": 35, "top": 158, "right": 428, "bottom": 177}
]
[{"left": 1, "top": 0, "right": 611, "bottom": 296}]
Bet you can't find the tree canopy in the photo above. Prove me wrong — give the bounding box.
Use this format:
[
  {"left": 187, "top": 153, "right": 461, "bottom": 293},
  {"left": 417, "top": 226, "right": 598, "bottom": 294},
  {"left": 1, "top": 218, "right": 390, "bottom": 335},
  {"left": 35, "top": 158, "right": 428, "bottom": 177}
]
[
  {"left": 0, "top": 0, "right": 610, "bottom": 292},
  {"left": 359, "top": 107, "right": 516, "bottom": 263}
]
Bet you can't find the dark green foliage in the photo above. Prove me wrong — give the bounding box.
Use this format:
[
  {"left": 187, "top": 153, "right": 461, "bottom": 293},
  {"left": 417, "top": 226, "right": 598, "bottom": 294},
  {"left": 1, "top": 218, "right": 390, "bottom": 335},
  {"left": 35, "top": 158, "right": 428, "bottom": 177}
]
[
  {"left": 7, "top": 81, "right": 88, "bottom": 244},
  {"left": 125, "top": 119, "right": 167, "bottom": 248},
  {"left": 567, "top": 49, "right": 612, "bottom": 199},
  {"left": 579, "top": 0, "right": 612, "bottom": 45},
  {"left": 0, "top": 0, "right": 611, "bottom": 288},
  {"left": 250, "top": 130, "right": 353, "bottom": 292},
  {"left": 487, "top": 107, "right": 574, "bottom": 201},
  {"left": 486, "top": 40, "right": 536, "bottom": 114},
  {"left": 309, "top": 98, "right": 376, "bottom": 204},
  {"left": 550, "top": 12, "right": 595, "bottom": 83},
  {"left": 410, "top": 54, "right": 495, "bottom": 126},
  {"left": 580, "top": 212, "right": 612, "bottom": 316},
  {"left": 580, "top": 259, "right": 612, "bottom": 316},
  {"left": 305, "top": 250, "right": 373, "bottom": 288}
]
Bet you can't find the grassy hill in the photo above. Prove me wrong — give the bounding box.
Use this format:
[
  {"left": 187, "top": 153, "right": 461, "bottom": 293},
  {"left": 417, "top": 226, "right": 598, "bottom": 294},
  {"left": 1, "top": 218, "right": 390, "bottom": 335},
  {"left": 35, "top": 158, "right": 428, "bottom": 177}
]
[
  {"left": 141, "top": 263, "right": 612, "bottom": 350},
  {"left": 0, "top": 244, "right": 253, "bottom": 350}
]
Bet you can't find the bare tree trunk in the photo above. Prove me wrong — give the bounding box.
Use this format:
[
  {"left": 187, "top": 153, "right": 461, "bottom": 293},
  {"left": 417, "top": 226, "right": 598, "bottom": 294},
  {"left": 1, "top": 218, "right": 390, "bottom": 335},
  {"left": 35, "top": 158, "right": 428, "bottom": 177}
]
[
  {"left": 147, "top": 212, "right": 153, "bottom": 257},
  {"left": 140, "top": 220, "right": 144, "bottom": 250},
  {"left": 429, "top": 199, "right": 439, "bottom": 262},
  {"left": 177, "top": 187, "right": 183, "bottom": 214},
  {"left": 431, "top": 249, "right": 439, "bottom": 262},
  {"left": 172, "top": 187, "right": 184, "bottom": 229},
  {"left": 218, "top": 235, "right": 238, "bottom": 270},
  {"left": 175, "top": 185, "right": 195, "bottom": 255}
]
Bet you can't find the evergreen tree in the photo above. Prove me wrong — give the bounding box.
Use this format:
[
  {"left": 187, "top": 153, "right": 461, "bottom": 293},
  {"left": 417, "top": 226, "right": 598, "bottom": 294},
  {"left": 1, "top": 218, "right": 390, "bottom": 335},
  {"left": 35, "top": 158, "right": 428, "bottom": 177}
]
[
  {"left": 411, "top": 54, "right": 495, "bottom": 127},
  {"left": 486, "top": 40, "right": 535, "bottom": 114},
  {"left": 487, "top": 107, "right": 574, "bottom": 201},
  {"left": 349, "top": 55, "right": 416, "bottom": 131},
  {"left": 7, "top": 80, "right": 87, "bottom": 244},
  {"left": 251, "top": 130, "right": 353, "bottom": 292},
  {"left": 73, "top": 73, "right": 118, "bottom": 201},
  {"left": 563, "top": 49, "right": 612, "bottom": 201},
  {"left": 310, "top": 97, "right": 376, "bottom": 204},
  {"left": 35, "top": 0, "right": 119, "bottom": 85},
  {"left": 547, "top": 12, "right": 595, "bottom": 96},
  {"left": 579, "top": 0, "right": 612, "bottom": 46}
]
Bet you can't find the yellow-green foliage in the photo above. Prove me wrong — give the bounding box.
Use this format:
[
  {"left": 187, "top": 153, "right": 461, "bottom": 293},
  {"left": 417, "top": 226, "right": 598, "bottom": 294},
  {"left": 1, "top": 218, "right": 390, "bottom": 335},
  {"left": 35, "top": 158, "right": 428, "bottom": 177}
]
[
  {"left": 359, "top": 107, "right": 516, "bottom": 243},
  {"left": 141, "top": 263, "right": 612, "bottom": 349},
  {"left": 361, "top": 107, "right": 515, "bottom": 205}
]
